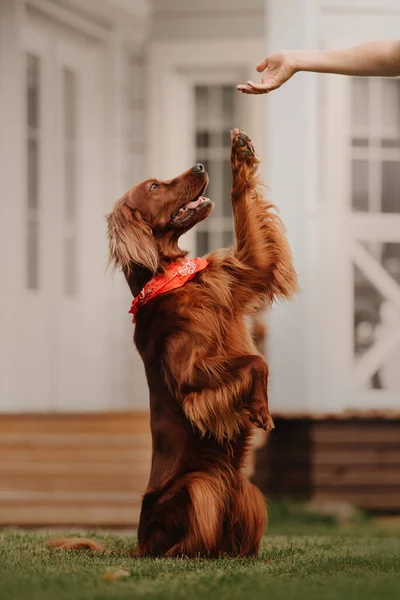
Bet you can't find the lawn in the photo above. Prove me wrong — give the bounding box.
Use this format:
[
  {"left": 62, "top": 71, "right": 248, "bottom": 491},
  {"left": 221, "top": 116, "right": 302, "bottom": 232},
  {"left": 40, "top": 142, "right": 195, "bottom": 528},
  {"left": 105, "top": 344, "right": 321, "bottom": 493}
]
[{"left": 1, "top": 503, "right": 399, "bottom": 600}]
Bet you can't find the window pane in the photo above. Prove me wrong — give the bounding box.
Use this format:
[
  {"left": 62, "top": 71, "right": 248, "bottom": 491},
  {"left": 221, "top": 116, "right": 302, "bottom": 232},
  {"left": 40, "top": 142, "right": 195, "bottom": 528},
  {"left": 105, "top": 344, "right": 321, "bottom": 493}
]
[
  {"left": 352, "top": 159, "right": 369, "bottom": 212},
  {"left": 63, "top": 68, "right": 78, "bottom": 296},
  {"left": 381, "top": 160, "right": 400, "bottom": 214},
  {"left": 65, "top": 150, "right": 76, "bottom": 221},
  {"left": 65, "top": 235, "right": 77, "bottom": 296},
  {"left": 381, "top": 139, "right": 400, "bottom": 148},
  {"left": 223, "top": 230, "right": 233, "bottom": 247},
  {"left": 194, "top": 84, "right": 236, "bottom": 254},
  {"left": 64, "top": 68, "right": 76, "bottom": 141},
  {"left": 382, "top": 79, "right": 400, "bottom": 137},
  {"left": 382, "top": 243, "right": 400, "bottom": 284},
  {"left": 27, "top": 138, "right": 38, "bottom": 210},
  {"left": 196, "top": 230, "right": 209, "bottom": 256},
  {"left": 352, "top": 138, "right": 369, "bottom": 148},
  {"left": 26, "top": 53, "right": 40, "bottom": 290},
  {"left": 354, "top": 245, "right": 400, "bottom": 391},
  {"left": 352, "top": 78, "right": 369, "bottom": 130},
  {"left": 195, "top": 86, "right": 208, "bottom": 127},
  {"left": 27, "top": 220, "right": 39, "bottom": 290},
  {"left": 222, "top": 85, "right": 234, "bottom": 121},
  {"left": 27, "top": 55, "right": 40, "bottom": 129},
  {"left": 196, "top": 131, "right": 210, "bottom": 148},
  {"left": 222, "top": 159, "right": 232, "bottom": 217}
]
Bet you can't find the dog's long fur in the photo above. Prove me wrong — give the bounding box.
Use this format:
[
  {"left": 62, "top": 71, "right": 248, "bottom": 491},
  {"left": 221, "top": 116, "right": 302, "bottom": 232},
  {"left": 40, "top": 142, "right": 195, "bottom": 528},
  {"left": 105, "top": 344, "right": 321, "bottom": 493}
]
[{"left": 49, "top": 130, "right": 297, "bottom": 558}]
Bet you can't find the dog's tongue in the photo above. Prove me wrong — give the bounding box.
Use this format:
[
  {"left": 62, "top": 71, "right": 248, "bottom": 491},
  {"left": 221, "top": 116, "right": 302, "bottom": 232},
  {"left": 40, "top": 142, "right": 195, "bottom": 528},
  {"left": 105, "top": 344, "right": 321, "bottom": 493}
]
[{"left": 186, "top": 196, "right": 208, "bottom": 209}]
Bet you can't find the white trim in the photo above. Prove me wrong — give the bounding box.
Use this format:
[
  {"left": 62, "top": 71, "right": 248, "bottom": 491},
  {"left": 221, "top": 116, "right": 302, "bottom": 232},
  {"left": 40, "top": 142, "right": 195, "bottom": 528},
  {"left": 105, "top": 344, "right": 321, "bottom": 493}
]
[
  {"left": 352, "top": 215, "right": 400, "bottom": 241},
  {"left": 352, "top": 241, "right": 400, "bottom": 308},
  {"left": 265, "top": 0, "right": 321, "bottom": 415},
  {"left": 321, "top": 0, "right": 400, "bottom": 12},
  {"left": 348, "top": 390, "right": 400, "bottom": 410},
  {"left": 322, "top": 15, "right": 400, "bottom": 44},
  {"left": 27, "top": 0, "right": 150, "bottom": 45},
  {"left": 355, "top": 328, "right": 400, "bottom": 388},
  {"left": 27, "top": 0, "right": 109, "bottom": 42}
]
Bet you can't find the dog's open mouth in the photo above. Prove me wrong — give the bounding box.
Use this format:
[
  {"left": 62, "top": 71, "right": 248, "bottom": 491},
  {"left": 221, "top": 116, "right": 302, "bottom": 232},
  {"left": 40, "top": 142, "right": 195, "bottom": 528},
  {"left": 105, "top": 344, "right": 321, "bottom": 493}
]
[{"left": 172, "top": 186, "right": 212, "bottom": 226}]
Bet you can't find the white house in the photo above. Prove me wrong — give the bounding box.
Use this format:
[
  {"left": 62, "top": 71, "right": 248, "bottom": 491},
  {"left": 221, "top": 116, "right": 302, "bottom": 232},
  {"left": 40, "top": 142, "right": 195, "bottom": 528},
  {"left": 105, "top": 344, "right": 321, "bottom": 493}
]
[{"left": 0, "top": 0, "right": 399, "bottom": 524}]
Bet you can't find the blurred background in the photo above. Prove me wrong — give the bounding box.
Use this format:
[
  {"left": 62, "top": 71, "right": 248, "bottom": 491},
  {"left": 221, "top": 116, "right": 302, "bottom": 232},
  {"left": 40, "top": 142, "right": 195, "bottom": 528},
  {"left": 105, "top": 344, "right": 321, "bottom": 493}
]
[{"left": 0, "top": 0, "right": 399, "bottom": 529}]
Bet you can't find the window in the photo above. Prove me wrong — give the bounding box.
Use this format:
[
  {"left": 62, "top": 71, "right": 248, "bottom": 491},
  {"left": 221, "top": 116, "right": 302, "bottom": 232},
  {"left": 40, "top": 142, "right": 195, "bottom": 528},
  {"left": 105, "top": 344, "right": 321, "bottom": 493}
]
[
  {"left": 26, "top": 54, "right": 40, "bottom": 290},
  {"left": 194, "top": 85, "right": 236, "bottom": 254},
  {"left": 351, "top": 78, "right": 400, "bottom": 391},
  {"left": 63, "top": 68, "right": 78, "bottom": 296},
  {"left": 351, "top": 78, "right": 400, "bottom": 214}
]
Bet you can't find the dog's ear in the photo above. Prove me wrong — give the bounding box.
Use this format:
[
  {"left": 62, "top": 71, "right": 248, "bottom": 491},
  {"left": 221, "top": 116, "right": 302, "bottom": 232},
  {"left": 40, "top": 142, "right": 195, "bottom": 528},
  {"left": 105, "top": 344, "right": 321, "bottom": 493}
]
[{"left": 106, "top": 204, "right": 159, "bottom": 274}]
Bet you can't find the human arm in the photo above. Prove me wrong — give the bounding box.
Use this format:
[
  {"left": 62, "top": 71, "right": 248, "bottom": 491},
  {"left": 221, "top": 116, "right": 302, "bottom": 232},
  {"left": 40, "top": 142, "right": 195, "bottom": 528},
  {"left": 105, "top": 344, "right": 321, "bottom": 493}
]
[{"left": 237, "top": 40, "right": 400, "bottom": 95}]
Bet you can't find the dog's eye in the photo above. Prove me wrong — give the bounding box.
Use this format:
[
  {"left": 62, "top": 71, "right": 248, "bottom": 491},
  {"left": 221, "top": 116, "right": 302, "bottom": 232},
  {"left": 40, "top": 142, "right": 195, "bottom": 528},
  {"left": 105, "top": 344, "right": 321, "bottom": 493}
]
[{"left": 150, "top": 183, "right": 160, "bottom": 191}]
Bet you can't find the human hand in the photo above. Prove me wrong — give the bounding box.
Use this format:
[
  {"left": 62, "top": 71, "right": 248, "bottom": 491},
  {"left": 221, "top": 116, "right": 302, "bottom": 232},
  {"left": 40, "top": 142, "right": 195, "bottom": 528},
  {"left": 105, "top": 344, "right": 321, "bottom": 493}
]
[{"left": 237, "top": 51, "right": 297, "bottom": 94}]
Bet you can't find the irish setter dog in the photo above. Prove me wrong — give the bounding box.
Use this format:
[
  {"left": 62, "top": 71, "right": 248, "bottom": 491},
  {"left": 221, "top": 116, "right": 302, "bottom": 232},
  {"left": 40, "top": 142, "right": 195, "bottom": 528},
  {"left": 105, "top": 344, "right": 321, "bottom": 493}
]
[{"left": 49, "top": 130, "right": 297, "bottom": 558}]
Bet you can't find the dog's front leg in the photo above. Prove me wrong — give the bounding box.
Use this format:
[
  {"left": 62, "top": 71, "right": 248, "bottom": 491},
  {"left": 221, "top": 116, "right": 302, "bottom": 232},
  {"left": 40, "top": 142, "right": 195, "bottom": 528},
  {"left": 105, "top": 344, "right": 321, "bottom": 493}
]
[
  {"left": 229, "top": 129, "right": 297, "bottom": 304},
  {"left": 164, "top": 340, "right": 274, "bottom": 443}
]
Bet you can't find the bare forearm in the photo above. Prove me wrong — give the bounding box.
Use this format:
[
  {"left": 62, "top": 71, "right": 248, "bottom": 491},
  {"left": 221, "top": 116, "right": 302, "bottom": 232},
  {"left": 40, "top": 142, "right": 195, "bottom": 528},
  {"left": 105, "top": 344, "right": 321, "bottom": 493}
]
[
  {"left": 238, "top": 40, "right": 400, "bottom": 95},
  {"left": 293, "top": 40, "right": 400, "bottom": 77}
]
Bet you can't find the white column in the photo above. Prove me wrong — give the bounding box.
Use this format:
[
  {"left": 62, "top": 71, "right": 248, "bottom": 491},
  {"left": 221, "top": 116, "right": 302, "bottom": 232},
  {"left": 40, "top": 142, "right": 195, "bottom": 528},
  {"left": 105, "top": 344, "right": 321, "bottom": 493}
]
[
  {"left": 105, "top": 13, "right": 151, "bottom": 410},
  {"left": 264, "top": 0, "right": 319, "bottom": 414},
  {"left": 0, "top": 0, "right": 25, "bottom": 408}
]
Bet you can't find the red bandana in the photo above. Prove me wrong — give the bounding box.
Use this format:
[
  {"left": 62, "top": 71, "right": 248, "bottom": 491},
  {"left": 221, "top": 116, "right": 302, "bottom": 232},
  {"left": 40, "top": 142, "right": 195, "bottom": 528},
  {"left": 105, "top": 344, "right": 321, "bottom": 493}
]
[{"left": 129, "top": 257, "right": 210, "bottom": 323}]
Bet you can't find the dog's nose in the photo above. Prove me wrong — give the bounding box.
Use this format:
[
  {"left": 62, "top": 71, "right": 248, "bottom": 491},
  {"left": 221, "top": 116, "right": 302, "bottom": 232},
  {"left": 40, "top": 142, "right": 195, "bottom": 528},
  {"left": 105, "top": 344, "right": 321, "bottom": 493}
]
[{"left": 192, "top": 163, "right": 205, "bottom": 174}]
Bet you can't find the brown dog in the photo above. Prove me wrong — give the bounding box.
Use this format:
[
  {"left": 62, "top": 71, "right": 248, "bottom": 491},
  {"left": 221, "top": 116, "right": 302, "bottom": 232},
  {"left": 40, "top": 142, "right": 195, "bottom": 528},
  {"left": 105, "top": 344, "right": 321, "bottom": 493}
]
[{"left": 49, "top": 130, "right": 297, "bottom": 558}]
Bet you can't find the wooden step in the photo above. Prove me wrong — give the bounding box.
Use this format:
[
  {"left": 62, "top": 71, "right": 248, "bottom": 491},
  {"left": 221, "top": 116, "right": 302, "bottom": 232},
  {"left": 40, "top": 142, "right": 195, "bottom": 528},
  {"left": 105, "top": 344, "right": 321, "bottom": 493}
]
[
  {"left": 0, "top": 412, "right": 151, "bottom": 434},
  {"left": 0, "top": 412, "right": 152, "bottom": 526},
  {"left": 0, "top": 506, "right": 140, "bottom": 527},
  {"left": 0, "top": 474, "right": 149, "bottom": 493},
  {"left": 313, "top": 490, "right": 400, "bottom": 511}
]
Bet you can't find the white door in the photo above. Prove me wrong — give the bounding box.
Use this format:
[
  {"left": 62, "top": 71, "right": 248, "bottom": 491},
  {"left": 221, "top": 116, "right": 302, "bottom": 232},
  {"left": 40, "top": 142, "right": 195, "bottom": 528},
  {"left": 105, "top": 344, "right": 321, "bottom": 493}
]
[
  {"left": 1, "top": 22, "right": 109, "bottom": 412},
  {"left": 318, "top": 74, "right": 400, "bottom": 411}
]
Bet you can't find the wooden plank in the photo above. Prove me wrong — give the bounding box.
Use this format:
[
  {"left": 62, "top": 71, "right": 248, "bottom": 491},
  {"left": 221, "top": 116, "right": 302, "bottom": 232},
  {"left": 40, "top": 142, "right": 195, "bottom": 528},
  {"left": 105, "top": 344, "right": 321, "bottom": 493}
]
[
  {"left": 1, "top": 447, "right": 151, "bottom": 463},
  {"left": 0, "top": 474, "right": 149, "bottom": 493},
  {"left": 259, "top": 449, "right": 400, "bottom": 465},
  {"left": 0, "top": 433, "right": 151, "bottom": 446},
  {"left": 0, "top": 457, "right": 151, "bottom": 475},
  {"left": 0, "top": 412, "right": 150, "bottom": 434},
  {"left": 313, "top": 425, "right": 400, "bottom": 444},
  {"left": 0, "top": 413, "right": 153, "bottom": 526},
  {"left": 313, "top": 491, "right": 400, "bottom": 510},
  {"left": 314, "top": 468, "right": 400, "bottom": 486},
  {"left": 313, "top": 450, "right": 400, "bottom": 466},
  {"left": 0, "top": 491, "right": 141, "bottom": 504},
  {"left": 0, "top": 504, "right": 142, "bottom": 526}
]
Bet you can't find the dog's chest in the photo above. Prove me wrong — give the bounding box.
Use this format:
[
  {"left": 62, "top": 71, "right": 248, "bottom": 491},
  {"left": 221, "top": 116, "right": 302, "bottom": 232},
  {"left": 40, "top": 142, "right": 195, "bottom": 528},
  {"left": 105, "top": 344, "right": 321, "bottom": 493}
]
[{"left": 134, "top": 285, "right": 229, "bottom": 361}]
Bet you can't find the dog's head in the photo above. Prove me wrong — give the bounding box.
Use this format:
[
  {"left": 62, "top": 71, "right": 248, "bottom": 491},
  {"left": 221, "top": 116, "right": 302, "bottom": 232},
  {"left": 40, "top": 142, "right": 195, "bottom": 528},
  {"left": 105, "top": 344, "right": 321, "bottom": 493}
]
[{"left": 107, "top": 164, "right": 212, "bottom": 287}]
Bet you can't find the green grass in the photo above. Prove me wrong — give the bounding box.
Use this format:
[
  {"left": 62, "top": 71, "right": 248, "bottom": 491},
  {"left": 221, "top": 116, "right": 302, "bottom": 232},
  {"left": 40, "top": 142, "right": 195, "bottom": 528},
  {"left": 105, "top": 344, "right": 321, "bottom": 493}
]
[{"left": 1, "top": 503, "right": 400, "bottom": 600}]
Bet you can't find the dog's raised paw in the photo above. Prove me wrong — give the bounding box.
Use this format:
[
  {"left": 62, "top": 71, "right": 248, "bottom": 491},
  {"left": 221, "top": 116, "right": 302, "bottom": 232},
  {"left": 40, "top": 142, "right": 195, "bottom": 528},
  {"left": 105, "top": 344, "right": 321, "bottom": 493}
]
[
  {"left": 231, "top": 130, "right": 255, "bottom": 159},
  {"left": 248, "top": 405, "right": 275, "bottom": 432},
  {"left": 230, "top": 129, "right": 257, "bottom": 169}
]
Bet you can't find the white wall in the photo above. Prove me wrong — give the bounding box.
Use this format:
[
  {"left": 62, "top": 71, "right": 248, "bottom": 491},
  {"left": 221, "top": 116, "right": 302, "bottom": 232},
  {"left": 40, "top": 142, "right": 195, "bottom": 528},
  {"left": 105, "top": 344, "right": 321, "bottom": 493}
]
[
  {"left": 0, "top": 0, "right": 151, "bottom": 412},
  {"left": 264, "top": 0, "right": 320, "bottom": 415},
  {"left": 265, "top": 0, "right": 400, "bottom": 415},
  {"left": 150, "top": 0, "right": 264, "bottom": 41}
]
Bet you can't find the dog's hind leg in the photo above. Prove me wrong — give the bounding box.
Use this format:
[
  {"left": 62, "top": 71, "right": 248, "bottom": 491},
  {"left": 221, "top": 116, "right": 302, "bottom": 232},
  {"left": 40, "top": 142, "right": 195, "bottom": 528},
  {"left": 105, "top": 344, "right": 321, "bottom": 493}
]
[
  {"left": 137, "top": 471, "right": 230, "bottom": 558},
  {"left": 222, "top": 475, "right": 266, "bottom": 557}
]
